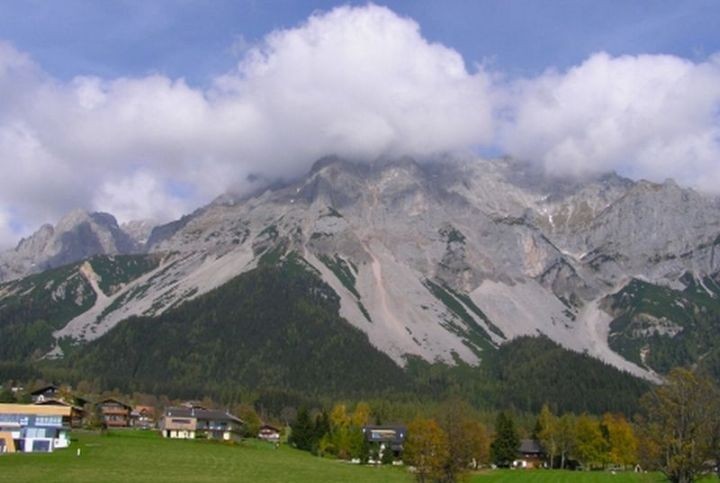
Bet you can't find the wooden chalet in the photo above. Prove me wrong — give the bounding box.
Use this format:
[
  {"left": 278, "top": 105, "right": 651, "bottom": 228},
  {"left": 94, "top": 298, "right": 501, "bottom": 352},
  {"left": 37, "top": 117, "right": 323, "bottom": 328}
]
[
  {"left": 131, "top": 405, "right": 157, "bottom": 429},
  {"left": 515, "top": 439, "right": 545, "bottom": 468},
  {"left": 258, "top": 424, "right": 281, "bottom": 442},
  {"left": 29, "top": 384, "right": 60, "bottom": 403},
  {"left": 97, "top": 398, "right": 132, "bottom": 428}
]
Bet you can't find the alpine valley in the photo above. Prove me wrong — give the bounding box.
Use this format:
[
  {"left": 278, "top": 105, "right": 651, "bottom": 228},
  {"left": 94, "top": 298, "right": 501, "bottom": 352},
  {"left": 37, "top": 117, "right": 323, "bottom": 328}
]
[{"left": 2, "top": 155, "right": 720, "bottom": 412}]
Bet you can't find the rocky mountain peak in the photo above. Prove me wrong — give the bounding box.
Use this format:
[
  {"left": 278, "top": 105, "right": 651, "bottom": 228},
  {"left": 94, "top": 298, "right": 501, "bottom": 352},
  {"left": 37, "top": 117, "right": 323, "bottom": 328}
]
[{"left": 0, "top": 209, "right": 140, "bottom": 282}]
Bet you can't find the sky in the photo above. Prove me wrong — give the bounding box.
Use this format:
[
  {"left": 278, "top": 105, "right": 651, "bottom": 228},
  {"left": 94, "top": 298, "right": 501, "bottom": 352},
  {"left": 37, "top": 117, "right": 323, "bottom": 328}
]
[{"left": 0, "top": 1, "right": 719, "bottom": 248}]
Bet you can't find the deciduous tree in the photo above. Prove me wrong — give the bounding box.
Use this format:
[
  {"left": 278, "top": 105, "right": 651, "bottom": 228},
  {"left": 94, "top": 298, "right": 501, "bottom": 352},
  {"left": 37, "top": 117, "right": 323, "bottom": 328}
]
[
  {"left": 404, "top": 418, "right": 449, "bottom": 483},
  {"left": 537, "top": 404, "right": 558, "bottom": 468},
  {"left": 603, "top": 413, "right": 637, "bottom": 468},
  {"left": 640, "top": 368, "right": 720, "bottom": 483}
]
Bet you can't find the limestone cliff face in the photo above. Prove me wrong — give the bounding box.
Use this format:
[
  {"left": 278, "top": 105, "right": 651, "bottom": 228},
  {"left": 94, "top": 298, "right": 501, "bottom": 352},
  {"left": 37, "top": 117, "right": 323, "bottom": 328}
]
[
  {"left": 5, "top": 156, "right": 720, "bottom": 379},
  {"left": 0, "top": 210, "right": 139, "bottom": 281}
]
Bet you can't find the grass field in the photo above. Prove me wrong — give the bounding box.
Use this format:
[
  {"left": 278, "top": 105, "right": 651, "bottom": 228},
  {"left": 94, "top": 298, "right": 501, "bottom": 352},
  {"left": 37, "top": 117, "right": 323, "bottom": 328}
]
[
  {"left": 471, "top": 470, "right": 665, "bottom": 482},
  {"left": 0, "top": 430, "right": 410, "bottom": 482},
  {"left": 1, "top": 430, "right": 715, "bottom": 482}
]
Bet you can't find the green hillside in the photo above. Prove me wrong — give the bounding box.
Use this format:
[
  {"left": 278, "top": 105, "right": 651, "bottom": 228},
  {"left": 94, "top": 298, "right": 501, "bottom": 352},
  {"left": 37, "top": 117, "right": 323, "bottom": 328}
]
[
  {"left": 606, "top": 274, "right": 720, "bottom": 374},
  {"left": 0, "top": 254, "right": 159, "bottom": 362},
  {"left": 66, "top": 255, "right": 412, "bottom": 399}
]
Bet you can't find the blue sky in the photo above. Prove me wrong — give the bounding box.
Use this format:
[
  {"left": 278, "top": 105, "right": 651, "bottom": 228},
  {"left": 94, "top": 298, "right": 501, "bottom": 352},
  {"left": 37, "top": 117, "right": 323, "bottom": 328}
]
[
  {"left": 0, "top": 1, "right": 719, "bottom": 247},
  {"left": 2, "top": 1, "right": 718, "bottom": 85}
]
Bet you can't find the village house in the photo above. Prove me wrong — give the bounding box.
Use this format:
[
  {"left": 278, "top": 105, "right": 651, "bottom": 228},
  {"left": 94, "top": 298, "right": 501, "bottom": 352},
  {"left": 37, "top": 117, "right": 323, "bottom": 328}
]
[
  {"left": 29, "top": 384, "right": 60, "bottom": 403},
  {"left": 160, "top": 407, "right": 244, "bottom": 441},
  {"left": 0, "top": 403, "right": 71, "bottom": 453},
  {"left": 257, "top": 424, "right": 281, "bottom": 442},
  {"left": 97, "top": 398, "right": 132, "bottom": 428},
  {"left": 131, "top": 405, "right": 157, "bottom": 429},
  {"left": 362, "top": 424, "right": 407, "bottom": 459},
  {"left": 34, "top": 399, "right": 85, "bottom": 428},
  {"left": 514, "top": 439, "right": 545, "bottom": 468}
]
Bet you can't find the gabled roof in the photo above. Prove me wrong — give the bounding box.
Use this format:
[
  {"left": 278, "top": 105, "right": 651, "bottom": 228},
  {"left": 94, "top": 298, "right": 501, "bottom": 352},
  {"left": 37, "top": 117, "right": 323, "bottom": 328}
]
[
  {"left": 518, "top": 439, "right": 543, "bottom": 454},
  {"left": 30, "top": 384, "right": 59, "bottom": 396},
  {"left": 34, "top": 399, "right": 84, "bottom": 412},
  {"left": 164, "top": 407, "right": 243, "bottom": 424},
  {"left": 259, "top": 424, "right": 280, "bottom": 432},
  {"left": 97, "top": 398, "right": 132, "bottom": 409}
]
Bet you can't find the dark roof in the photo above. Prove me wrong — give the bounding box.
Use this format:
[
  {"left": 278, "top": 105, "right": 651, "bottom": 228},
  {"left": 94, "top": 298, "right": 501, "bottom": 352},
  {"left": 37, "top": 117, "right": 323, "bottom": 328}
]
[
  {"left": 30, "top": 384, "right": 59, "bottom": 396},
  {"left": 34, "top": 399, "right": 84, "bottom": 412},
  {"left": 164, "top": 407, "right": 243, "bottom": 424},
  {"left": 259, "top": 424, "right": 280, "bottom": 432},
  {"left": 518, "top": 439, "right": 543, "bottom": 454},
  {"left": 97, "top": 398, "right": 132, "bottom": 409}
]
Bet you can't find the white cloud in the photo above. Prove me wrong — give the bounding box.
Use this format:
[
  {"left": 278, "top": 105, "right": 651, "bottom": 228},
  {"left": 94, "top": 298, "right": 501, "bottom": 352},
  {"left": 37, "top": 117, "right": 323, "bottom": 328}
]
[
  {"left": 0, "top": 5, "right": 494, "bottom": 248},
  {"left": 92, "top": 171, "right": 188, "bottom": 224},
  {"left": 1, "top": 5, "right": 720, "bottom": 252},
  {"left": 501, "top": 52, "right": 720, "bottom": 189}
]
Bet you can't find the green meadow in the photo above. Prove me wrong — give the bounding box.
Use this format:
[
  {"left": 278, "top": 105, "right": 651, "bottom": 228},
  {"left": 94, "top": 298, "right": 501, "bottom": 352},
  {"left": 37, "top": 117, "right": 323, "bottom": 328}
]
[
  {"left": 0, "top": 430, "right": 409, "bottom": 483},
  {"left": 0, "top": 430, "right": 711, "bottom": 483},
  {"left": 471, "top": 470, "right": 666, "bottom": 482}
]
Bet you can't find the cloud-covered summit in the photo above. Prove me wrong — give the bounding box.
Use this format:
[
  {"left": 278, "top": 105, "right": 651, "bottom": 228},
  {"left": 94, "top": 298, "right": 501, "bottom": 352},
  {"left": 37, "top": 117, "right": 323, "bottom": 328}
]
[{"left": 0, "top": 4, "right": 719, "bottom": 248}]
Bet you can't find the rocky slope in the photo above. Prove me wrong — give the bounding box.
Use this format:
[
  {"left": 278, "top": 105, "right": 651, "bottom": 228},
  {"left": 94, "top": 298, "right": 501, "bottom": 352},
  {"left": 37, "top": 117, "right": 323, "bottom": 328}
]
[
  {"left": 0, "top": 210, "right": 140, "bottom": 281},
  {"left": 3, "top": 156, "right": 720, "bottom": 380}
]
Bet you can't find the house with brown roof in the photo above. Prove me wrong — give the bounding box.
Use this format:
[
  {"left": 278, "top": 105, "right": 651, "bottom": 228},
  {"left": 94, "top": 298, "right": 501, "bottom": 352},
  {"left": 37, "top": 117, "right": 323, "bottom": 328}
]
[
  {"left": 97, "top": 398, "right": 132, "bottom": 428},
  {"left": 34, "top": 399, "right": 85, "bottom": 428},
  {"left": 258, "top": 424, "right": 281, "bottom": 442},
  {"left": 131, "top": 405, "right": 157, "bottom": 429}
]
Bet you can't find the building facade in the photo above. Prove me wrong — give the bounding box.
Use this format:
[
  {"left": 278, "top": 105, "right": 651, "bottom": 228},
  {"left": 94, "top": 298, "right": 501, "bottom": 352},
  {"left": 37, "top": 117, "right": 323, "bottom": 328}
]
[
  {"left": 161, "top": 407, "right": 243, "bottom": 441},
  {"left": 362, "top": 425, "right": 407, "bottom": 459},
  {"left": 0, "top": 404, "right": 71, "bottom": 453},
  {"left": 97, "top": 398, "right": 132, "bottom": 428}
]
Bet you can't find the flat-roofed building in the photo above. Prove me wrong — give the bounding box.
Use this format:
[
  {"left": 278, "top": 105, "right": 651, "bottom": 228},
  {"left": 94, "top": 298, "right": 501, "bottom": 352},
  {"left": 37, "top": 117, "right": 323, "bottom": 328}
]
[{"left": 0, "top": 404, "right": 71, "bottom": 453}]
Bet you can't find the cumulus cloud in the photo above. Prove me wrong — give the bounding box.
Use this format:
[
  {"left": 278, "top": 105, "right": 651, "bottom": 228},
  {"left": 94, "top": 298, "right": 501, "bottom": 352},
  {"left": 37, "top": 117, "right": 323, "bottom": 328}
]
[
  {"left": 1, "top": 4, "right": 720, "bottom": 251},
  {"left": 501, "top": 52, "right": 720, "bottom": 189},
  {"left": 0, "top": 4, "right": 494, "bottom": 248}
]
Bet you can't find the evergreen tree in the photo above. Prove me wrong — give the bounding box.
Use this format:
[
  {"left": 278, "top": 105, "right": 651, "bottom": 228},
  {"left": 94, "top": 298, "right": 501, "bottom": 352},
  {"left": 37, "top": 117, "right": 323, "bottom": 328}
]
[
  {"left": 490, "top": 412, "right": 519, "bottom": 467},
  {"left": 381, "top": 443, "right": 395, "bottom": 465},
  {"left": 0, "top": 386, "right": 15, "bottom": 403},
  {"left": 312, "top": 411, "right": 331, "bottom": 451},
  {"left": 289, "top": 407, "right": 314, "bottom": 451},
  {"left": 359, "top": 434, "right": 371, "bottom": 464}
]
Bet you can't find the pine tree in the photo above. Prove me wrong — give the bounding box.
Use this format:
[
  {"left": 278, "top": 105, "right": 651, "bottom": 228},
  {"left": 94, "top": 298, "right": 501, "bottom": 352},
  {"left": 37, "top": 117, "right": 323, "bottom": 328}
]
[
  {"left": 289, "top": 407, "right": 314, "bottom": 451},
  {"left": 490, "top": 412, "right": 519, "bottom": 467}
]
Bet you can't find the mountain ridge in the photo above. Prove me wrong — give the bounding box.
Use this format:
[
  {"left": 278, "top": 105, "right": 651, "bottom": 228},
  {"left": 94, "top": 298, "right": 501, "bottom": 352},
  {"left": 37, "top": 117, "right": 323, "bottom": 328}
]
[{"left": 2, "top": 155, "right": 720, "bottom": 382}]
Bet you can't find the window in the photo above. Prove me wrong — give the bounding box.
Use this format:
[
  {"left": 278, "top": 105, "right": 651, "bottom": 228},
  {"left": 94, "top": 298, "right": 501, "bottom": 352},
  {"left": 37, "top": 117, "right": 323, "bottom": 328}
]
[
  {"left": 35, "top": 416, "right": 61, "bottom": 427},
  {"left": 32, "top": 440, "right": 51, "bottom": 452}
]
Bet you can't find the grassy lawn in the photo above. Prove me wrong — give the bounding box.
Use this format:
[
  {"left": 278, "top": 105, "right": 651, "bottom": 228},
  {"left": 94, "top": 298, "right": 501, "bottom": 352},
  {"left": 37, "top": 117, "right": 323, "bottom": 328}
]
[
  {"left": 471, "top": 469, "right": 718, "bottom": 483},
  {"left": 0, "top": 430, "right": 410, "bottom": 483}
]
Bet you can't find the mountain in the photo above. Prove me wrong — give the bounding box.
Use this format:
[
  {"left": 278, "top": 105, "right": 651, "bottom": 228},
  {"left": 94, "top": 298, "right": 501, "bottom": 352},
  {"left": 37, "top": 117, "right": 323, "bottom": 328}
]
[
  {"left": 0, "top": 210, "right": 141, "bottom": 282},
  {"left": 2, "top": 155, "right": 720, "bottom": 387}
]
